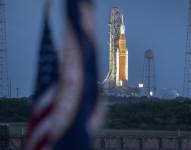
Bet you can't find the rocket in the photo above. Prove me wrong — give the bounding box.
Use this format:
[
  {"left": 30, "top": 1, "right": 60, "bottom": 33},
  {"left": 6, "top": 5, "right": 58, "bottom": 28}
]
[{"left": 116, "top": 15, "right": 128, "bottom": 86}]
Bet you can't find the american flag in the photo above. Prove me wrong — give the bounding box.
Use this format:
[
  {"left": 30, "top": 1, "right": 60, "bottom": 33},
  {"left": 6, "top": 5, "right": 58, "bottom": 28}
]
[
  {"left": 25, "top": 7, "right": 60, "bottom": 150},
  {"left": 26, "top": 0, "right": 101, "bottom": 149}
]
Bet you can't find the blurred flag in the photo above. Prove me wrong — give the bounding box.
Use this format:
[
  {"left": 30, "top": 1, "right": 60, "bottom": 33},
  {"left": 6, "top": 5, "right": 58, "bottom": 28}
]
[
  {"left": 26, "top": 0, "right": 102, "bottom": 150},
  {"left": 52, "top": 0, "right": 99, "bottom": 149},
  {"left": 25, "top": 4, "right": 60, "bottom": 150}
]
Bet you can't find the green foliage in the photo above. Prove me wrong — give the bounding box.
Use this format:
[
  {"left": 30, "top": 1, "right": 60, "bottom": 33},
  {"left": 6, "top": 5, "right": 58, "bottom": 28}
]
[
  {"left": 1, "top": 97, "right": 191, "bottom": 131},
  {"left": 0, "top": 98, "right": 31, "bottom": 122},
  {"left": 107, "top": 97, "right": 191, "bottom": 131}
]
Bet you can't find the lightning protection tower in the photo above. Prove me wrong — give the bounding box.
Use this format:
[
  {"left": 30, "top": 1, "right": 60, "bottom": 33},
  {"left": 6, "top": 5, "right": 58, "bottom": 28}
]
[
  {"left": 183, "top": 0, "right": 191, "bottom": 98},
  {"left": 142, "top": 49, "right": 156, "bottom": 97},
  {"left": 0, "top": 0, "right": 9, "bottom": 98}
]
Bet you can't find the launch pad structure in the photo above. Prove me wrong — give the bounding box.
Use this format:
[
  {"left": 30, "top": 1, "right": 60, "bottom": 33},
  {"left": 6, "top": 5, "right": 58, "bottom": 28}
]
[
  {"left": 104, "top": 7, "right": 122, "bottom": 84},
  {"left": 102, "top": 7, "right": 141, "bottom": 97},
  {"left": 183, "top": 0, "right": 191, "bottom": 98},
  {"left": 104, "top": 7, "right": 129, "bottom": 88},
  {"left": 0, "top": 0, "right": 9, "bottom": 98}
]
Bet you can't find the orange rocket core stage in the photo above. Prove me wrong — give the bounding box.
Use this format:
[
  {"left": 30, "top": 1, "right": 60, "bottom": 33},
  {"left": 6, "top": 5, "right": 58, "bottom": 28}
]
[{"left": 119, "top": 34, "right": 127, "bottom": 81}]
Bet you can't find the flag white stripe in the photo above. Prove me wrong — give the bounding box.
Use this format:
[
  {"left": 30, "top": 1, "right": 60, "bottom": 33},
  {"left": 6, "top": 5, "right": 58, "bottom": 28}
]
[
  {"left": 34, "top": 86, "right": 57, "bottom": 116},
  {"left": 27, "top": 114, "right": 53, "bottom": 150}
]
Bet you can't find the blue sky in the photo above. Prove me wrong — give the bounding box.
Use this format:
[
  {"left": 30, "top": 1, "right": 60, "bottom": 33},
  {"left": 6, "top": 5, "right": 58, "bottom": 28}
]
[{"left": 7, "top": 0, "right": 188, "bottom": 96}]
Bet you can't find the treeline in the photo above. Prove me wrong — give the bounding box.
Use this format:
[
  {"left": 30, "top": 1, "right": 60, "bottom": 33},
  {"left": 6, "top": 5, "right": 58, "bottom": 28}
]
[
  {"left": 0, "top": 98, "right": 31, "bottom": 122},
  {"left": 107, "top": 97, "right": 191, "bottom": 131},
  {"left": 1, "top": 97, "right": 191, "bottom": 131}
]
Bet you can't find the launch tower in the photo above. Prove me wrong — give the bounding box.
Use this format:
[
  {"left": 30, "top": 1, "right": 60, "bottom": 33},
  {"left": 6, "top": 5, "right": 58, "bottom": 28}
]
[
  {"left": 183, "top": 0, "right": 191, "bottom": 98},
  {"left": 0, "top": 0, "right": 9, "bottom": 97},
  {"left": 104, "top": 7, "right": 122, "bottom": 85}
]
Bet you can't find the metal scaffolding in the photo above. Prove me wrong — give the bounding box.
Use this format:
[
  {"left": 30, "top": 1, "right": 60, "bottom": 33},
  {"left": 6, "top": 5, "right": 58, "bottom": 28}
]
[
  {"left": 0, "top": 0, "right": 9, "bottom": 98},
  {"left": 104, "top": 7, "right": 122, "bottom": 85},
  {"left": 143, "top": 49, "right": 156, "bottom": 97},
  {"left": 183, "top": 0, "right": 191, "bottom": 98}
]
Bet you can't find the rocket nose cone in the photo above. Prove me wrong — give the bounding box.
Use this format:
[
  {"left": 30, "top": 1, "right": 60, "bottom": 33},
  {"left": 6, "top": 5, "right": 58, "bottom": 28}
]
[
  {"left": 120, "top": 16, "right": 125, "bottom": 34},
  {"left": 122, "top": 15, "right": 124, "bottom": 25}
]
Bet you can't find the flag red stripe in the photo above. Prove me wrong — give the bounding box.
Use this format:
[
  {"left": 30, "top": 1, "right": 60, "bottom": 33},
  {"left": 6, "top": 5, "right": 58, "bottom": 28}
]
[
  {"left": 27, "top": 100, "right": 55, "bottom": 139},
  {"left": 34, "top": 132, "right": 50, "bottom": 150}
]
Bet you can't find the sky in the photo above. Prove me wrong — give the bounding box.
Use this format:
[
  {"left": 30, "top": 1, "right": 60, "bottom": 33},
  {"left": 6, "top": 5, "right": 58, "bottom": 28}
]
[{"left": 6, "top": 0, "right": 188, "bottom": 97}]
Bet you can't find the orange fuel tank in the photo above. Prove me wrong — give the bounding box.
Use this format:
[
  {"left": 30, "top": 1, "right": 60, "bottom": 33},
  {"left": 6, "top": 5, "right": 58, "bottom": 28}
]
[{"left": 119, "top": 16, "right": 128, "bottom": 82}]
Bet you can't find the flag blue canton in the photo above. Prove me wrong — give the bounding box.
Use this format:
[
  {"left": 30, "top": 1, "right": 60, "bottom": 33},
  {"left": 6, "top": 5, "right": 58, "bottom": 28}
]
[{"left": 34, "top": 19, "right": 59, "bottom": 101}]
